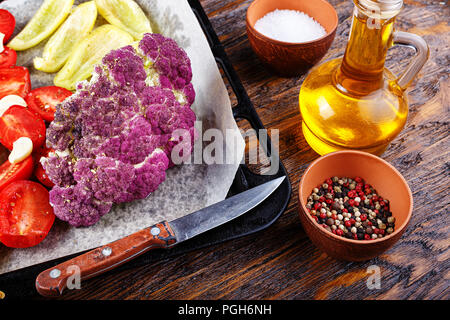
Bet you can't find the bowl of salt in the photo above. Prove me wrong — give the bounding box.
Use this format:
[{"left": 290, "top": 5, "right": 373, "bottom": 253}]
[{"left": 246, "top": 0, "right": 338, "bottom": 77}]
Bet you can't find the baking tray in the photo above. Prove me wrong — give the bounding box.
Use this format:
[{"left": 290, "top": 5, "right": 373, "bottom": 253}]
[{"left": 0, "top": 0, "right": 292, "bottom": 299}]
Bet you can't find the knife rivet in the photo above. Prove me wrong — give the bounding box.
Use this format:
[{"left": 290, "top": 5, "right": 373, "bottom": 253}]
[
  {"left": 102, "top": 246, "right": 112, "bottom": 257},
  {"left": 49, "top": 269, "right": 61, "bottom": 279},
  {"left": 150, "top": 227, "right": 160, "bottom": 236}
]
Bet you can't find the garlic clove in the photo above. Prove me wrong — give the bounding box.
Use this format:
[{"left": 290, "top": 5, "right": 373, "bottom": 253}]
[
  {"left": 0, "top": 95, "right": 28, "bottom": 117},
  {"left": 0, "top": 33, "right": 4, "bottom": 53},
  {"left": 8, "top": 137, "right": 33, "bottom": 164}
]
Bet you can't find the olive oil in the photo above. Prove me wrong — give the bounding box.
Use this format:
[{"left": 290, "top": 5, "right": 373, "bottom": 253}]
[{"left": 299, "top": 0, "right": 426, "bottom": 155}]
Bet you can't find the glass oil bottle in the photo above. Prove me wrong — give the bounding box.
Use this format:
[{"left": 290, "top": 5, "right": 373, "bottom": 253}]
[{"left": 299, "top": 0, "right": 429, "bottom": 155}]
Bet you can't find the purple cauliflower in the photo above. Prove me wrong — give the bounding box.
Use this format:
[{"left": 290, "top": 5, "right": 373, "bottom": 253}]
[{"left": 43, "top": 33, "right": 196, "bottom": 227}]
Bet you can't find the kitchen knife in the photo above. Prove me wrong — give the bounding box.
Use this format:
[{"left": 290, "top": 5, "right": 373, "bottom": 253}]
[{"left": 35, "top": 176, "right": 286, "bottom": 297}]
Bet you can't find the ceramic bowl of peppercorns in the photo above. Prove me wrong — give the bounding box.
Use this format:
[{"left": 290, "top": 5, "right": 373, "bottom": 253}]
[{"left": 298, "top": 150, "right": 413, "bottom": 261}]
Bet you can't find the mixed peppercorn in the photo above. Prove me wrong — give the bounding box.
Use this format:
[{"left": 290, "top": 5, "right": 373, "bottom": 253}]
[{"left": 306, "top": 176, "right": 395, "bottom": 240}]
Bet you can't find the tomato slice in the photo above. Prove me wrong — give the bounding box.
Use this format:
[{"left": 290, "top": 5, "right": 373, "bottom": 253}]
[
  {"left": 0, "top": 156, "right": 34, "bottom": 192},
  {"left": 0, "top": 180, "right": 55, "bottom": 248},
  {"left": 0, "top": 9, "right": 15, "bottom": 44},
  {"left": 0, "top": 47, "right": 17, "bottom": 68},
  {"left": 25, "top": 86, "right": 72, "bottom": 122},
  {"left": 0, "top": 66, "right": 31, "bottom": 99},
  {"left": 33, "top": 145, "right": 55, "bottom": 187},
  {"left": 34, "top": 160, "right": 54, "bottom": 188},
  {"left": 34, "top": 164, "right": 54, "bottom": 188},
  {"left": 0, "top": 106, "right": 46, "bottom": 150}
]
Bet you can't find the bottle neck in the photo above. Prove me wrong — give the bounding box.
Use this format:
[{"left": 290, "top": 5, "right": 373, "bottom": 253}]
[{"left": 336, "top": 0, "right": 401, "bottom": 94}]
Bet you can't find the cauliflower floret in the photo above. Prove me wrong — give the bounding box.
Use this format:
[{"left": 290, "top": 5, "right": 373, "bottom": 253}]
[
  {"left": 49, "top": 184, "right": 113, "bottom": 227},
  {"left": 45, "top": 33, "right": 196, "bottom": 227},
  {"left": 41, "top": 153, "right": 75, "bottom": 187},
  {"left": 117, "top": 149, "right": 169, "bottom": 203},
  {"left": 137, "top": 33, "right": 195, "bottom": 106},
  {"left": 72, "top": 157, "right": 136, "bottom": 203}
]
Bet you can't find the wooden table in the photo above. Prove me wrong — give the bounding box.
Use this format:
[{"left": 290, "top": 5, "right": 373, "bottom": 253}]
[{"left": 56, "top": 0, "right": 449, "bottom": 300}]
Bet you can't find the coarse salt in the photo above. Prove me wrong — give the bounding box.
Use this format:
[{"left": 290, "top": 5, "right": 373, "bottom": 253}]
[{"left": 254, "top": 9, "right": 326, "bottom": 43}]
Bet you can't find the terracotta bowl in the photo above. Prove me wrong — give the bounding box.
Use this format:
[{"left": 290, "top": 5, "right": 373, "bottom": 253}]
[
  {"left": 298, "top": 151, "right": 413, "bottom": 261},
  {"left": 246, "top": 0, "right": 338, "bottom": 77}
]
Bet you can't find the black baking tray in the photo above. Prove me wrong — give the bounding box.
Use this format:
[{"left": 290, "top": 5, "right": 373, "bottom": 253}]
[{"left": 0, "top": 0, "right": 292, "bottom": 299}]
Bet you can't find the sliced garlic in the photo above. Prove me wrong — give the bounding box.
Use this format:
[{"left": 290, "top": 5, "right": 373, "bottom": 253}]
[
  {"left": 0, "top": 33, "right": 4, "bottom": 53},
  {"left": 8, "top": 137, "right": 33, "bottom": 164},
  {"left": 0, "top": 95, "right": 28, "bottom": 117}
]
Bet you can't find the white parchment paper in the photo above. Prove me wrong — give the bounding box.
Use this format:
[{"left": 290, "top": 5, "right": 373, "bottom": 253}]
[{"left": 0, "top": 0, "right": 245, "bottom": 274}]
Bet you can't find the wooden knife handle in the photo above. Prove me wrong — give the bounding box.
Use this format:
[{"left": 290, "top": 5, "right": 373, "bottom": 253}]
[{"left": 35, "top": 221, "right": 176, "bottom": 297}]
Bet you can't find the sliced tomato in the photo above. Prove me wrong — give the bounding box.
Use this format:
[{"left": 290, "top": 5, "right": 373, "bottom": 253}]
[
  {"left": 0, "top": 9, "right": 15, "bottom": 44},
  {"left": 0, "top": 180, "right": 55, "bottom": 248},
  {"left": 0, "top": 106, "right": 46, "bottom": 150},
  {"left": 33, "top": 145, "right": 55, "bottom": 187},
  {"left": 0, "top": 156, "right": 34, "bottom": 192},
  {"left": 0, "top": 47, "right": 17, "bottom": 68},
  {"left": 0, "top": 66, "right": 31, "bottom": 99},
  {"left": 34, "top": 164, "right": 54, "bottom": 188},
  {"left": 25, "top": 86, "right": 72, "bottom": 122}
]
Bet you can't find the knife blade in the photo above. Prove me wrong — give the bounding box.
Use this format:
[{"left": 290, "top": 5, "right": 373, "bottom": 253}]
[
  {"left": 170, "top": 176, "right": 285, "bottom": 243},
  {"left": 35, "top": 176, "right": 285, "bottom": 297}
]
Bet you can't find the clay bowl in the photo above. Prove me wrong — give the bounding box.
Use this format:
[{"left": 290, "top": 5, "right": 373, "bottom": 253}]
[
  {"left": 298, "top": 151, "right": 413, "bottom": 261},
  {"left": 246, "top": 0, "right": 338, "bottom": 77}
]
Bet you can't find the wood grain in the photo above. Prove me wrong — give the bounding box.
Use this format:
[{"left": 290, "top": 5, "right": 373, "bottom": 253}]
[{"left": 45, "top": 0, "right": 449, "bottom": 300}]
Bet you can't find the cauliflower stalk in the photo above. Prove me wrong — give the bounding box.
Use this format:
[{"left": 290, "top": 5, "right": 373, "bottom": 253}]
[{"left": 43, "top": 33, "right": 196, "bottom": 227}]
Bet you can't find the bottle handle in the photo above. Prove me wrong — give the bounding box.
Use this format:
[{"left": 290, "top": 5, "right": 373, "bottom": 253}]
[{"left": 393, "top": 31, "right": 429, "bottom": 90}]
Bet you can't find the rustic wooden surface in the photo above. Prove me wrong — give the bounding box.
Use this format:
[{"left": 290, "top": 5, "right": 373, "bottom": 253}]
[{"left": 46, "top": 0, "right": 449, "bottom": 300}]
